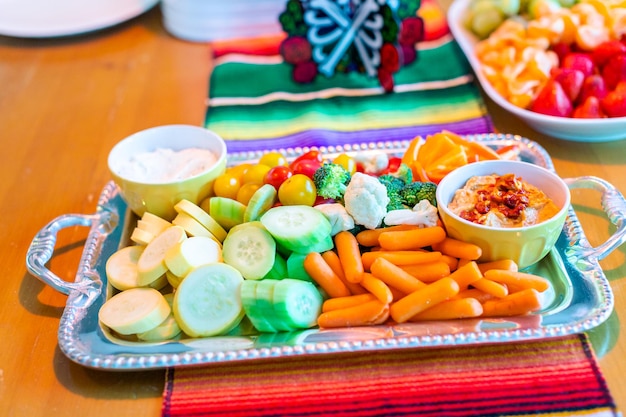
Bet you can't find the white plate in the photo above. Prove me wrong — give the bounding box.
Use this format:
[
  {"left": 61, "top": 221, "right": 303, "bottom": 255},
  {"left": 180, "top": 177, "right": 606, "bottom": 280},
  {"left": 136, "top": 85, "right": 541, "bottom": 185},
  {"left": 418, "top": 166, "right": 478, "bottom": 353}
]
[
  {"left": 0, "top": 0, "right": 159, "bottom": 38},
  {"left": 447, "top": 0, "right": 626, "bottom": 142}
]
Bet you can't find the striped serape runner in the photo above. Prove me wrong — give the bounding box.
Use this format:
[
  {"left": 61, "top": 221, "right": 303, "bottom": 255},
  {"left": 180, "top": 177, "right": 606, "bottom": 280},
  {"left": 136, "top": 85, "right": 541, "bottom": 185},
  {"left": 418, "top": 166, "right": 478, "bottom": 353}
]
[
  {"left": 162, "top": 333, "right": 618, "bottom": 417},
  {"left": 204, "top": 0, "right": 494, "bottom": 153}
]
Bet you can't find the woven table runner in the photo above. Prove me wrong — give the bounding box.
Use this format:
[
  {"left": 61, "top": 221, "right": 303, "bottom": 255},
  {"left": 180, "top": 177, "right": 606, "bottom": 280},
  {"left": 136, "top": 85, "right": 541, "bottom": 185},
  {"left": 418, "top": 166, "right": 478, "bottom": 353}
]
[
  {"left": 162, "top": 333, "right": 618, "bottom": 417},
  {"left": 203, "top": 0, "right": 493, "bottom": 153}
]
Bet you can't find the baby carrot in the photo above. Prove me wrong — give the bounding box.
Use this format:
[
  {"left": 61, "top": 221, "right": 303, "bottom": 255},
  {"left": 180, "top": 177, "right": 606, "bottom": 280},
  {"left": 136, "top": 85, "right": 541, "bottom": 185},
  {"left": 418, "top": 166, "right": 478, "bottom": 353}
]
[
  {"left": 481, "top": 288, "right": 542, "bottom": 317},
  {"left": 334, "top": 231, "right": 364, "bottom": 283},
  {"left": 453, "top": 288, "right": 497, "bottom": 303},
  {"left": 369, "top": 257, "right": 427, "bottom": 294},
  {"left": 431, "top": 237, "right": 482, "bottom": 261},
  {"left": 378, "top": 226, "right": 447, "bottom": 251},
  {"left": 361, "top": 250, "right": 442, "bottom": 270},
  {"left": 409, "top": 298, "right": 483, "bottom": 321},
  {"left": 400, "top": 261, "right": 451, "bottom": 282},
  {"left": 471, "top": 277, "right": 508, "bottom": 298},
  {"left": 355, "top": 224, "right": 418, "bottom": 247},
  {"left": 484, "top": 269, "right": 550, "bottom": 292},
  {"left": 441, "top": 254, "right": 459, "bottom": 272},
  {"left": 317, "top": 299, "right": 389, "bottom": 328},
  {"left": 448, "top": 261, "right": 483, "bottom": 290},
  {"left": 360, "top": 272, "right": 393, "bottom": 304},
  {"left": 303, "top": 252, "right": 351, "bottom": 298},
  {"left": 477, "top": 259, "right": 518, "bottom": 274},
  {"left": 321, "top": 250, "right": 368, "bottom": 295},
  {"left": 322, "top": 293, "right": 377, "bottom": 313},
  {"left": 389, "top": 277, "right": 460, "bottom": 323}
]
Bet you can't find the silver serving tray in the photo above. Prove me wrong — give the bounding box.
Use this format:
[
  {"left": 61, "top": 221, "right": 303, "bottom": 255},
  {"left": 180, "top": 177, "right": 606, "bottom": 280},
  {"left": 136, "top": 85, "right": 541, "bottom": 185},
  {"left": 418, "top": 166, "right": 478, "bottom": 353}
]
[{"left": 26, "top": 134, "right": 624, "bottom": 370}]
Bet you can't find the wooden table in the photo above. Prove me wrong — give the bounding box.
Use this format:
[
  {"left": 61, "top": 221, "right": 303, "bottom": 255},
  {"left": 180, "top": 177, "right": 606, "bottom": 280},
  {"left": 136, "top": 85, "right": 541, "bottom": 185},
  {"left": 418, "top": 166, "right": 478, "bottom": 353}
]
[{"left": 1, "top": 5, "right": 625, "bottom": 416}]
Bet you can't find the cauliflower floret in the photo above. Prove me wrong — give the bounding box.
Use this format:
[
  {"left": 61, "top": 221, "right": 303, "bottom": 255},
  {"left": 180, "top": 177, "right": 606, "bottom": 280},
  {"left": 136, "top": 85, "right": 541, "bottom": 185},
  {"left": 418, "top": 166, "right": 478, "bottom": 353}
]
[
  {"left": 314, "top": 203, "right": 355, "bottom": 235},
  {"left": 353, "top": 152, "right": 390, "bottom": 175},
  {"left": 384, "top": 199, "right": 439, "bottom": 228},
  {"left": 344, "top": 172, "right": 390, "bottom": 229}
]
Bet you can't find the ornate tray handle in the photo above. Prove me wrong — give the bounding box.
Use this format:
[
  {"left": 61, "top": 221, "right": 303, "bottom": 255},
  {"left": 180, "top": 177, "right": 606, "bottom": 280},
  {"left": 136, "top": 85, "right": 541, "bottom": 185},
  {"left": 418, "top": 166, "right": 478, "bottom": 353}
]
[
  {"left": 26, "top": 213, "right": 107, "bottom": 298},
  {"left": 565, "top": 176, "right": 626, "bottom": 261}
]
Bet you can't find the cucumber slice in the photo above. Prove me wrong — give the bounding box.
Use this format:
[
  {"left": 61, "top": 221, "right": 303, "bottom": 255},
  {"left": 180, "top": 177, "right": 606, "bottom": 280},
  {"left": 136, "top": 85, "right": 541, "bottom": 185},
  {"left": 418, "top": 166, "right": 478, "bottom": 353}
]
[
  {"left": 222, "top": 223, "right": 276, "bottom": 280},
  {"left": 260, "top": 205, "right": 332, "bottom": 253},
  {"left": 173, "top": 263, "right": 244, "bottom": 337},
  {"left": 209, "top": 196, "right": 246, "bottom": 231},
  {"left": 286, "top": 252, "right": 313, "bottom": 282},
  {"left": 255, "top": 279, "right": 294, "bottom": 331},
  {"left": 289, "top": 234, "right": 334, "bottom": 255},
  {"left": 240, "top": 280, "right": 278, "bottom": 333},
  {"left": 244, "top": 183, "right": 277, "bottom": 223},
  {"left": 262, "top": 252, "right": 288, "bottom": 280},
  {"left": 272, "top": 279, "right": 323, "bottom": 330}
]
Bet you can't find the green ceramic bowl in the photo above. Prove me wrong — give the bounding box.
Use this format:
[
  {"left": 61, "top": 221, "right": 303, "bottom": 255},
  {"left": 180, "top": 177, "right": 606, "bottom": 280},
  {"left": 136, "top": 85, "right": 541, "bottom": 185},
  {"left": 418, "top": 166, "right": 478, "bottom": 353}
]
[
  {"left": 108, "top": 125, "right": 227, "bottom": 221},
  {"left": 436, "top": 160, "right": 571, "bottom": 269}
]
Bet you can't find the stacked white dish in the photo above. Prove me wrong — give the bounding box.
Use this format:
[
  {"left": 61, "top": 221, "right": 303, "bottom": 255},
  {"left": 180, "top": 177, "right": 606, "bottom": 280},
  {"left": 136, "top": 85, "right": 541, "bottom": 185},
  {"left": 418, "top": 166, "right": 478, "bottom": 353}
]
[{"left": 161, "top": 0, "right": 284, "bottom": 42}]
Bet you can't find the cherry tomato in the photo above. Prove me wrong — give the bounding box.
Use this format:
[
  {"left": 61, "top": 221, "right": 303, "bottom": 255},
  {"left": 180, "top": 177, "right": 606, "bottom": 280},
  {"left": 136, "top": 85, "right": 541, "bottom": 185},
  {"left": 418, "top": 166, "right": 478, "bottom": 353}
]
[
  {"left": 291, "top": 150, "right": 323, "bottom": 165},
  {"left": 236, "top": 182, "right": 261, "bottom": 205},
  {"left": 242, "top": 163, "right": 271, "bottom": 184},
  {"left": 278, "top": 174, "right": 317, "bottom": 206},
  {"left": 212, "top": 173, "right": 241, "bottom": 200},
  {"left": 264, "top": 165, "right": 293, "bottom": 190},
  {"left": 226, "top": 163, "right": 252, "bottom": 182},
  {"left": 290, "top": 158, "right": 322, "bottom": 179},
  {"left": 381, "top": 156, "right": 402, "bottom": 174},
  {"left": 259, "top": 151, "right": 288, "bottom": 168},
  {"left": 333, "top": 153, "right": 357, "bottom": 175}
]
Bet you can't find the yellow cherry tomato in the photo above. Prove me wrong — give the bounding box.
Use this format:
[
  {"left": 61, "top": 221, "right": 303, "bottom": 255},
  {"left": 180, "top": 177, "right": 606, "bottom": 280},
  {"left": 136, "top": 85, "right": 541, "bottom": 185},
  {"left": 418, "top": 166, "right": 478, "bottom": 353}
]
[
  {"left": 278, "top": 174, "right": 317, "bottom": 206},
  {"left": 226, "top": 163, "right": 253, "bottom": 182},
  {"left": 259, "top": 151, "right": 288, "bottom": 168},
  {"left": 333, "top": 153, "right": 357, "bottom": 175},
  {"left": 212, "top": 173, "right": 241, "bottom": 200},
  {"left": 236, "top": 182, "right": 261, "bottom": 205},
  {"left": 242, "top": 164, "right": 271, "bottom": 184}
]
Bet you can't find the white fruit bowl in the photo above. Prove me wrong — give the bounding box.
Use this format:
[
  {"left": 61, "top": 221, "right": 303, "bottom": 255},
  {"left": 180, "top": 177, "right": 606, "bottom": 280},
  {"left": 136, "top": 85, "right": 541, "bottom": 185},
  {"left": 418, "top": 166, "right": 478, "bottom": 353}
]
[{"left": 448, "top": 0, "right": 626, "bottom": 142}]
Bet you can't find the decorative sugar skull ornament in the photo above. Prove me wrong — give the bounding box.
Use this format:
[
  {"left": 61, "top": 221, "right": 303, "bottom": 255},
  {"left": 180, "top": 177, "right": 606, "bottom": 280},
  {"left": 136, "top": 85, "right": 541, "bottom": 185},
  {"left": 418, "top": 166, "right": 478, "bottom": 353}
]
[{"left": 279, "top": 0, "right": 424, "bottom": 92}]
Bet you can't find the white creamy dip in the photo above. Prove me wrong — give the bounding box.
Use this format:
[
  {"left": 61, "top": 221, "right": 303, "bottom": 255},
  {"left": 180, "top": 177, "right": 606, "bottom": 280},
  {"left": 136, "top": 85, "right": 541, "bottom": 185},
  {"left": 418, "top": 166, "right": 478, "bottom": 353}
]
[{"left": 116, "top": 148, "right": 218, "bottom": 183}]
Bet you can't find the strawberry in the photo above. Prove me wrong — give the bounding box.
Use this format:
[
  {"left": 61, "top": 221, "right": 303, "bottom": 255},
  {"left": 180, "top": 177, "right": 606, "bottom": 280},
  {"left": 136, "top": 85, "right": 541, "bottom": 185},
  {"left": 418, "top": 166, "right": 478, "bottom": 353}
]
[
  {"left": 592, "top": 40, "right": 626, "bottom": 68},
  {"left": 530, "top": 79, "right": 573, "bottom": 117},
  {"left": 601, "top": 80, "right": 626, "bottom": 117},
  {"left": 561, "top": 52, "right": 596, "bottom": 77},
  {"left": 577, "top": 74, "right": 608, "bottom": 104},
  {"left": 572, "top": 96, "right": 605, "bottom": 118},
  {"left": 552, "top": 42, "right": 571, "bottom": 63},
  {"left": 601, "top": 54, "right": 626, "bottom": 90},
  {"left": 551, "top": 68, "right": 584, "bottom": 101}
]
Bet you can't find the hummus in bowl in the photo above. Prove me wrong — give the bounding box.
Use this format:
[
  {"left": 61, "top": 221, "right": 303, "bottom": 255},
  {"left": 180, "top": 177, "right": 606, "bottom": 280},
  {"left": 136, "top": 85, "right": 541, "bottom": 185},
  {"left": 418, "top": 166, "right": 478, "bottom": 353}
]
[
  {"left": 448, "top": 173, "right": 560, "bottom": 228},
  {"left": 436, "top": 161, "right": 570, "bottom": 269}
]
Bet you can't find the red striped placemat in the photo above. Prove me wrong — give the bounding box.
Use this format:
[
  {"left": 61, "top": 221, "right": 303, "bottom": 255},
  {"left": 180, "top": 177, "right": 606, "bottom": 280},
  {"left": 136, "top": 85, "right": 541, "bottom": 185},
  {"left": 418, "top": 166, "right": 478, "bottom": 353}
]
[{"left": 162, "top": 333, "right": 618, "bottom": 417}]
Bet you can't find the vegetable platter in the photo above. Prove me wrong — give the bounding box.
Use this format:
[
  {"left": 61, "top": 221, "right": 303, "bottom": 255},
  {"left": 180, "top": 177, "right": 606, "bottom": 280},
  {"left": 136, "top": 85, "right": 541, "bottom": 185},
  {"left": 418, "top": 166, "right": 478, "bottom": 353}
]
[{"left": 26, "top": 134, "right": 622, "bottom": 370}]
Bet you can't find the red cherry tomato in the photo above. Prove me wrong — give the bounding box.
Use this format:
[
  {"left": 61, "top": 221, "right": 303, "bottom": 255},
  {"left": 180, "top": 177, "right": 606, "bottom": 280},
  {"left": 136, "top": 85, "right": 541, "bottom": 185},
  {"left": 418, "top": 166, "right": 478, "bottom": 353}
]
[
  {"left": 291, "top": 150, "right": 323, "bottom": 166},
  {"left": 382, "top": 156, "right": 402, "bottom": 174},
  {"left": 264, "top": 165, "right": 293, "bottom": 190},
  {"left": 290, "top": 158, "right": 322, "bottom": 179}
]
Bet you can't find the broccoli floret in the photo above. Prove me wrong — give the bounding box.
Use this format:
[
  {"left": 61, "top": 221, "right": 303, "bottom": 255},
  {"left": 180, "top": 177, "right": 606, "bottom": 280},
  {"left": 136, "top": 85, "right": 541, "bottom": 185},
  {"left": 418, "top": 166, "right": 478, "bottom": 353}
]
[
  {"left": 312, "top": 163, "right": 351, "bottom": 200},
  {"left": 377, "top": 174, "right": 406, "bottom": 211},
  {"left": 400, "top": 181, "right": 437, "bottom": 207},
  {"left": 388, "top": 162, "right": 413, "bottom": 184}
]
